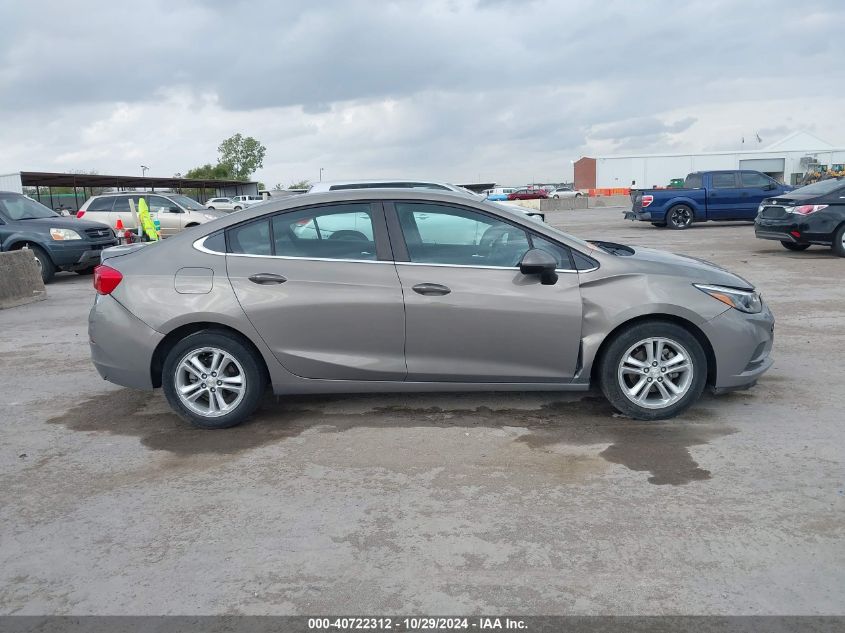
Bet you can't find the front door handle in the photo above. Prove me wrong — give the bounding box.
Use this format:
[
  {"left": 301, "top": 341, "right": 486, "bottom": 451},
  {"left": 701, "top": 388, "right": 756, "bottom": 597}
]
[
  {"left": 412, "top": 282, "right": 451, "bottom": 296},
  {"left": 248, "top": 273, "right": 287, "bottom": 285}
]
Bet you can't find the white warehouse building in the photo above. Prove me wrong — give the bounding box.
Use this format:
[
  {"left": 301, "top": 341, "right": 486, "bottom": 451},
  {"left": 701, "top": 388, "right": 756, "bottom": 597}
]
[{"left": 594, "top": 131, "right": 845, "bottom": 189}]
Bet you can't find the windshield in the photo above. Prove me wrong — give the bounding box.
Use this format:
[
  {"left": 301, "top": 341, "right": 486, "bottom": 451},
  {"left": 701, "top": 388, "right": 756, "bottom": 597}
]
[
  {"left": 790, "top": 178, "right": 844, "bottom": 196},
  {"left": 0, "top": 194, "right": 58, "bottom": 220},
  {"left": 168, "top": 195, "right": 205, "bottom": 210}
]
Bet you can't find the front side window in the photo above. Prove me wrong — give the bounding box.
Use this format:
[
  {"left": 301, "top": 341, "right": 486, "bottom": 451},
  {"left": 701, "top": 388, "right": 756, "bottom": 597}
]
[
  {"left": 712, "top": 173, "right": 738, "bottom": 189},
  {"left": 147, "top": 196, "right": 175, "bottom": 213},
  {"left": 530, "top": 235, "right": 574, "bottom": 270},
  {"left": 395, "top": 202, "right": 529, "bottom": 267},
  {"left": 740, "top": 172, "right": 771, "bottom": 188}
]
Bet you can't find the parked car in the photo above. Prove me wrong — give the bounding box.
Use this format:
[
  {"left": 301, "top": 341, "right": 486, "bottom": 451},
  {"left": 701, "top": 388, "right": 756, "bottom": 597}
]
[
  {"left": 754, "top": 177, "right": 845, "bottom": 256},
  {"left": 206, "top": 197, "right": 241, "bottom": 212},
  {"left": 0, "top": 191, "right": 117, "bottom": 283},
  {"left": 626, "top": 170, "right": 793, "bottom": 229},
  {"left": 508, "top": 188, "right": 549, "bottom": 200},
  {"left": 309, "top": 180, "right": 544, "bottom": 221},
  {"left": 232, "top": 195, "right": 265, "bottom": 207},
  {"left": 484, "top": 187, "right": 516, "bottom": 201},
  {"left": 549, "top": 187, "right": 582, "bottom": 199},
  {"left": 89, "top": 189, "right": 774, "bottom": 429},
  {"left": 78, "top": 192, "right": 225, "bottom": 237}
]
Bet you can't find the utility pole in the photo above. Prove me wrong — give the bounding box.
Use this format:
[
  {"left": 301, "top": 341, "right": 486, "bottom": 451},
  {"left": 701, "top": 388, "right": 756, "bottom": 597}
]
[
  {"left": 319, "top": 167, "right": 324, "bottom": 182},
  {"left": 140, "top": 165, "right": 149, "bottom": 177}
]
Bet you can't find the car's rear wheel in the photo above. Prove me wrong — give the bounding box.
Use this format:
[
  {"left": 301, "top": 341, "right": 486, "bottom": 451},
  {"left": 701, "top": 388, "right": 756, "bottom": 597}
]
[
  {"left": 553, "top": 195, "right": 560, "bottom": 199},
  {"left": 25, "top": 245, "right": 55, "bottom": 283},
  {"left": 667, "top": 205, "right": 693, "bottom": 230},
  {"left": 234, "top": 206, "right": 243, "bottom": 211},
  {"left": 207, "top": 206, "right": 215, "bottom": 210},
  {"left": 599, "top": 321, "right": 707, "bottom": 420},
  {"left": 781, "top": 241, "right": 810, "bottom": 251},
  {"left": 832, "top": 224, "right": 845, "bottom": 258},
  {"left": 162, "top": 331, "right": 267, "bottom": 429}
]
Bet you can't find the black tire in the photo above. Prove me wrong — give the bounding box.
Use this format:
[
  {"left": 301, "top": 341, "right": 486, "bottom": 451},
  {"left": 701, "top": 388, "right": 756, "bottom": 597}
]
[
  {"left": 553, "top": 195, "right": 560, "bottom": 199},
  {"left": 651, "top": 222, "right": 667, "bottom": 228},
  {"left": 27, "top": 245, "right": 55, "bottom": 283},
  {"left": 781, "top": 241, "right": 810, "bottom": 251},
  {"left": 832, "top": 224, "right": 845, "bottom": 257},
  {"left": 207, "top": 206, "right": 215, "bottom": 210},
  {"left": 234, "top": 206, "right": 243, "bottom": 211},
  {"left": 598, "top": 320, "right": 707, "bottom": 420},
  {"left": 667, "top": 205, "right": 694, "bottom": 230},
  {"left": 76, "top": 266, "right": 96, "bottom": 275},
  {"left": 162, "top": 330, "right": 267, "bottom": 429}
]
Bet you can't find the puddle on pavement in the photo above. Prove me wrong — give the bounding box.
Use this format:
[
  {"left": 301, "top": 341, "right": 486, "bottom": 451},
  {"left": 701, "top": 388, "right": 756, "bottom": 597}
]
[{"left": 48, "top": 389, "right": 734, "bottom": 486}]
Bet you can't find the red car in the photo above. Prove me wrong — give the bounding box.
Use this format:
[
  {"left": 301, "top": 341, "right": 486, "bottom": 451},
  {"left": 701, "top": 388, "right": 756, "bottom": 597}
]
[{"left": 507, "top": 188, "right": 549, "bottom": 200}]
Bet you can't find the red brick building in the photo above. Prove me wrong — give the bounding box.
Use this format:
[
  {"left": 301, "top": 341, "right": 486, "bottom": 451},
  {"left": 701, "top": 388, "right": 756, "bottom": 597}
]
[{"left": 573, "top": 157, "right": 596, "bottom": 190}]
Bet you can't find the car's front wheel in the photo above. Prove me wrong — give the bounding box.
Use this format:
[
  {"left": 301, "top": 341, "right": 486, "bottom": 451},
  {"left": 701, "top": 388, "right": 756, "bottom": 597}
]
[
  {"left": 667, "top": 205, "right": 694, "bottom": 230},
  {"left": 162, "top": 331, "right": 267, "bottom": 429},
  {"left": 599, "top": 321, "right": 707, "bottom": 420},
  {"left": 25, "top": 245, "right": 55, "bottom": 283},
  {"left": 781, "top": 241, "right": 810, "bottom": 251}
]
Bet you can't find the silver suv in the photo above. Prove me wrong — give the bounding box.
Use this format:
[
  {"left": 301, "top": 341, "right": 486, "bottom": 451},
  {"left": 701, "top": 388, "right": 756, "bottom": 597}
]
[
  {"left": 89, "top": 189, "right": 774, "bottom": 429},
  {"left": 78, "top": 192, "right": 224, "bottom": 237}
]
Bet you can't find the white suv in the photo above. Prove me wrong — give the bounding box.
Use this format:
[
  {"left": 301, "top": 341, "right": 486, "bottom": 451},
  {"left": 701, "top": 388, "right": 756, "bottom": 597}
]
[
  {"left": 206, "top": 197, "right": 240, "bottom": 212},
  {"left": 232, "top": 195, "right": 264, "bottom": 207},
  {"left": 77, "top": 192, "right": 224, "bottom": 237}
]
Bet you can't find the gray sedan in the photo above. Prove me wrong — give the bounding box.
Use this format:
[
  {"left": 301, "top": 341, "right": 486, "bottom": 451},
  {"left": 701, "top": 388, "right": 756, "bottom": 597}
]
[{"left": 88, "top": 190, "right": 774, "bottom": 428}]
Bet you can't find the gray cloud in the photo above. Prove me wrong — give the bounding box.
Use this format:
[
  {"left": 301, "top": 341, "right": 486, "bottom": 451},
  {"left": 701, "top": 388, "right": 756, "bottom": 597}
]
[{"left": 1, "top": 0, "right": 844, "bottom": 184}]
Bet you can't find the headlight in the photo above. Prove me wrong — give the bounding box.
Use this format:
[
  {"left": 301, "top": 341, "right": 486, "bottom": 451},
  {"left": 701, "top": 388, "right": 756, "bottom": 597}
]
[
  {"left": 694, "top": 284, "right": 762, "bottom": 314},
  {"left": 50, "top": 228, "right": 82, "bottom": 241}
]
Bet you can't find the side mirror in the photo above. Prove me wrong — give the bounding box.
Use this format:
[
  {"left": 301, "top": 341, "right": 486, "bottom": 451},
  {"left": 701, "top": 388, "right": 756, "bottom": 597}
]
[{"left": 519, "top": 248, "right": 558, "bottom": 285}]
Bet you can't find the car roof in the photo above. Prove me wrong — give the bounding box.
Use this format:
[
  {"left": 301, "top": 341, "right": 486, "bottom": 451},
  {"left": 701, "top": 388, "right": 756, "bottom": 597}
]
[
  {"left": 308, "top": 179, "right": 460, "bottom": 192},
  {"left": 92, "top": 191, "right": 180, "bottom": 197}
]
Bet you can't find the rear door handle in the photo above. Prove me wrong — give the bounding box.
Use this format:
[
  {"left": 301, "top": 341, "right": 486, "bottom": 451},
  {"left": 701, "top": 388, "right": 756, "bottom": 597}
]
[
  {"left": 248, "top": 273, "right": 287, "bottom": 285},
  {"left": 412, "top": 283, "right": 451, "bottom": 296}
]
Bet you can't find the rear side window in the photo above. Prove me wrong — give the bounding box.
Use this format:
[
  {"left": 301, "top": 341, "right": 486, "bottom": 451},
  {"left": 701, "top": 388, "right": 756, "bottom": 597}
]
[
  {"left": 85, "top": 197, "right": 114, "bottom": 212},
  {"left": 684, "top": 174, "right": 703, "bottom": 188},
  {"left": 272, "top": 204, "right": 376, "bottom": 261},
  {"left": 712, "top": 173, "right": 738, "bottom": 189},
  {"left": 228, "top": 219, "right": 272, "bottom": 256}
]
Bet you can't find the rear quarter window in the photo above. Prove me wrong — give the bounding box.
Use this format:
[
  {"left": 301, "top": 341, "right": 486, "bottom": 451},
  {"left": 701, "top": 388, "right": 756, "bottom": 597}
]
[{"left": 85, "top": 197, "right": 115, "bottom": 212}]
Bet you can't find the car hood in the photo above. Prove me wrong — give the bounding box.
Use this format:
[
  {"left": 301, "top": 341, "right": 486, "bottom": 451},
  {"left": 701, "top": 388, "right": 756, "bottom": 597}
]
[
  {"left": 15, "top": 216, "right": 111, "bottom": 231},
  {"left": 611, "top": 245, "right": 754, "bottom": 289}
]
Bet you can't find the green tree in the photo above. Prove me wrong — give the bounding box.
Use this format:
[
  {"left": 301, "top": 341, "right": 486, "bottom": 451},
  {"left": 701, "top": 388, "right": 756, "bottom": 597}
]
[
  {"left": 183, "top": 163, "right": 233, "bottom": 180},
  {"left": 217, "top": 133, "right": 267, "bottom": 181},
  {"left": 288, "top": 179, "right": 310, "bottom": 189}
]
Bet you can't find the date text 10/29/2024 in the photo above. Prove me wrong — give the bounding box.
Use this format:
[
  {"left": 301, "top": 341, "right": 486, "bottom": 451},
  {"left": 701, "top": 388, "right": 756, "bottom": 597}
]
[{"left": 308, "top": 617, "right": 527, "bottom": 631}]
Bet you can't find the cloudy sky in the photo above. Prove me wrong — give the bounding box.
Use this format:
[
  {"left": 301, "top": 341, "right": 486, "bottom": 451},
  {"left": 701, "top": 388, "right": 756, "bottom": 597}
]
[{"left": 1, "top": 0, "right": 844, "bottom": 187}]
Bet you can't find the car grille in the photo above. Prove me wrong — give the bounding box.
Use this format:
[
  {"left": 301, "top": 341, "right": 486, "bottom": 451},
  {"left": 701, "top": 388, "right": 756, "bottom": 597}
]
[
  {"left": 760, "top": 206, "right": 788, "bottom": 220},
  {"left": 84, "top": 227, "right": 114, "bottom": 240}
]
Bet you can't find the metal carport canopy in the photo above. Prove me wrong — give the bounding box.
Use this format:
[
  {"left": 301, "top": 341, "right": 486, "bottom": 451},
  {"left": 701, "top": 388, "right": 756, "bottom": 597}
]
[{"left": 19, "top": 171, "right": 258, "bottom": 192}]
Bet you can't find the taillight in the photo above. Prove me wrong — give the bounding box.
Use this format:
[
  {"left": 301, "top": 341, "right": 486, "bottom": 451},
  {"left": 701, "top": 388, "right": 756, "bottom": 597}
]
[
  {"left": 93, "top": 265, "right": 123, "bottom": 295},
  {"left": 792, "top": 204, "right": 828, "bottom": 215},
  {"left": 76, "top": 210, "right": 86, "bottom": 218},
  {"left": 641, "top": 195, "right": 654, "bottom": 208}
]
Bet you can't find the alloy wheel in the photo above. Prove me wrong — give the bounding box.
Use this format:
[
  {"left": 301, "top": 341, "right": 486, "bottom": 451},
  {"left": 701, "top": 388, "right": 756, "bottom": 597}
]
[
  {"left": 617, "top": 337, "right": 694, "bottom": 409},
  {"left": 174, "top": 346, "right": 246, "bottom": 418},
  {"left": 669, "top": 206, "right": 692, "bottom": 228}
]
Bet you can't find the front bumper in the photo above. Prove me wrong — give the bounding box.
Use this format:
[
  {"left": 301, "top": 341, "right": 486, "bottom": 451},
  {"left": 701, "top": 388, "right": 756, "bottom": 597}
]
[
  {"left": 51, "top": 239, "right": 119, "bottom": 269},
  {"left": 89, "top": 294, "right": 163, "bottom": 389},
  {"left": 701, "top": 301, "right": 775, "bottom": 391}
]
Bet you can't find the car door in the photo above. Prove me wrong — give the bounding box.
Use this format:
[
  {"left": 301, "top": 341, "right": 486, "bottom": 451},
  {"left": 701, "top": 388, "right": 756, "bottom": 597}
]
[
  {"left": 225, "top": 201, "right": 406, "bottom": 381},
  {"left": 707, "top": 172, "right": 743, "bottom": 219},
  {"left": 739, "top": 171, "right": 775, "bottom": 218},
  {"left": 385, "top": 200, "right": 583, "bottom": 382},
  {"left": 111, "top": 195, "right": 138, "bottom": 230}
]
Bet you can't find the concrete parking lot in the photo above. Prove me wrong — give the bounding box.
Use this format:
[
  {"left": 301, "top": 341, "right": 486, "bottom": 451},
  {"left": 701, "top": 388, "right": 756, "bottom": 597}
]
[{"left": 1, "top": 207, "right": 842, "bottom": 615}]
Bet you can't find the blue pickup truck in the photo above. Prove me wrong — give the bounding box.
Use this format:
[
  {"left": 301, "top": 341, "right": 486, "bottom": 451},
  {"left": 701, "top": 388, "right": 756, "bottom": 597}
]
[{"left": 625, "top": 170, "right": 793, "bottom": 229}]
